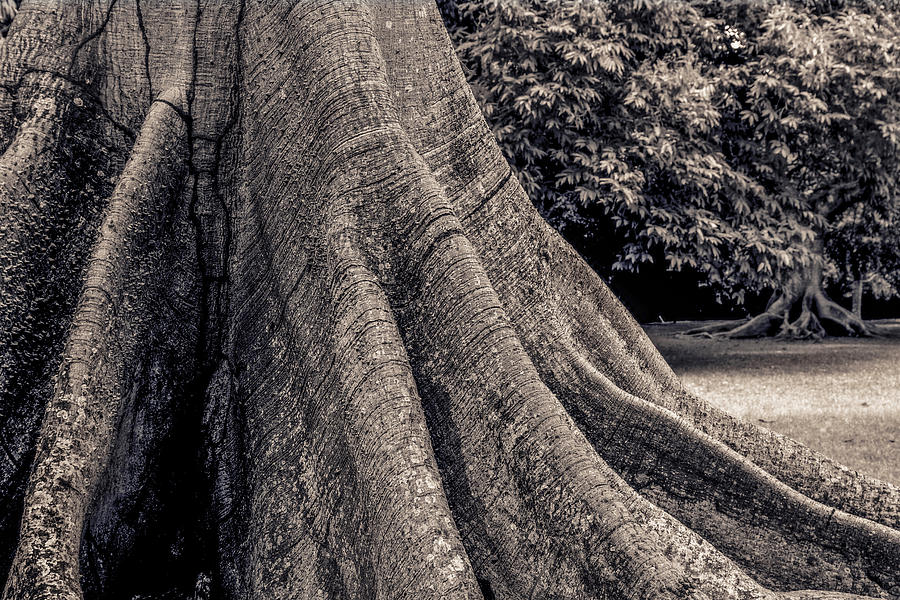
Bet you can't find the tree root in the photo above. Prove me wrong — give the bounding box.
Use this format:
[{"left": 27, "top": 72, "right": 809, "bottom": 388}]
[
  {"left": 680, "top": 293, "right": 871, "bottom": 340},
  {"left": 677, "top": 319, "right": 746, "bottom": 337},
  {"left": 812, "top": 293, "right": 870, "bottom": 337},
  {"left": 557, "top": 355, "right": 900, "bottom": 596},
  {"left": 0, "top": 74, "right": 124, "bottom": 581},
  {"left": 1, "top": 3, "right": 898, "bottom": 600},
  {"left": 685, "top": 313, "right": 783, "bottom": 337},
  {"left": 2, "top": 95, "right": 191, "bottom": 599}
]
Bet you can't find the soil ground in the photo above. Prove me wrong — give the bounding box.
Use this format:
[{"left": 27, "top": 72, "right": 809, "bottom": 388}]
[{"left": 643, "top": 319, "right": 900, "bottom": 486}]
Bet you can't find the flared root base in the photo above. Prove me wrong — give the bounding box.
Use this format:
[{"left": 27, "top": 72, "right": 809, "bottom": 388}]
[
  {"left": 1, "top": 3, "right": 898, "bottom": 600},
  {"left": 686, "top": 288, "right": 870, "bottom": 339}
]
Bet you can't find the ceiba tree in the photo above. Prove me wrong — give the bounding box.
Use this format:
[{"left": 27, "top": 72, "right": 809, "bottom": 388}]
[
  {"left": 1, "top": 2, "right": 899, "bottom": 600},
  {"left": 445, "top": 0, "right": 900, "bottom": 338}
]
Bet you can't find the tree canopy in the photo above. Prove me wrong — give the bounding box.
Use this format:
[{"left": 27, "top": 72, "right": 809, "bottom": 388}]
[
  {"left": 1, "top": 2, "right": 899, "bottom": 600},
  {"left": 444, "top": 0, "right": 900, "bottom": 335}
]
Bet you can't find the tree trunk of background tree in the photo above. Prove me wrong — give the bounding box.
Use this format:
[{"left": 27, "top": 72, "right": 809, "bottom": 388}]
[
  {"left": 1, "top": 2, "right": 898, "bottom": 600},
  {"left": 852, "top": 280, "right": 863, "bottom": 319},
  {"left": 688, "top": 239, "right": 869, "bottom": 338}
]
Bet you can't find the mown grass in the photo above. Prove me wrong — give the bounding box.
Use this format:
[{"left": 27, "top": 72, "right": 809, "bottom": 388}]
[{"left": 644, "top": 320, "right": 900, "bottom": 486}]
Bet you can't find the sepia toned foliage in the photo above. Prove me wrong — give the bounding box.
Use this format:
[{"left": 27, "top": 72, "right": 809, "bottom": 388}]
[
  {"left": 1, "top": 2, "right": 899, "bottom": 600},
  {"left": 445, "top": 0, "right": 900, "bottom": 336}
]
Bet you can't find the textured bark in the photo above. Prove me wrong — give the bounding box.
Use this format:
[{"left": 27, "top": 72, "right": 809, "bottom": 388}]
[
  {"left": 0, "top": 3, "right": 898, "bottom": 600},
  {"left": 851, "top": 279, "right": 864, "bottom": 319},
  {"left": 686, "top": 246, "right": 870, "bottom": 339}
]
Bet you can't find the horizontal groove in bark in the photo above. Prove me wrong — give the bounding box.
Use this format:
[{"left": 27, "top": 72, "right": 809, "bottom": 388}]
[
  {"left": 554, "top": 353, "right": 900, "bottom": 595},
  {"left": 1, "top": 2, "right": 899, "bottom": 600}
]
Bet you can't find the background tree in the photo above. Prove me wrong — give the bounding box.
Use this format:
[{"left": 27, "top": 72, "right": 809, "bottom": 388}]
[
  {"left": 444, "top": 0, "right": 900, "bottom": 337},
  {"left": 828, "top": 199, "right": 900, "bottom": 318},
  {"left": 1, "top": 3, "right": 899, "bottom": 600},
  {"left": 705, "top": 1, "right": 900, "bottom": 336}
]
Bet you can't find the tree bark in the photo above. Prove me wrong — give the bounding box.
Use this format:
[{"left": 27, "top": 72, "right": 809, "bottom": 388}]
[
  {"left": 0, "top": 3, "right": 898, "bottom": 600},
  {"left": 687, "top": 241, "right": 869, "bottom": 339},
  {"left": 851, "top": 279, "right": 864, "bottom": 319}
]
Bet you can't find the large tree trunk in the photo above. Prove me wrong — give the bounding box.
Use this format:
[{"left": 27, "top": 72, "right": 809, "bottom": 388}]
[
  {"left": 851, "top": 279, "right": 864, "bottom": 319},
  {"left": 1, "top": 3, "right": 898, "bottom": 600},
  {"left": 687, "top": 241, "right": 869, "bottom": 339}
]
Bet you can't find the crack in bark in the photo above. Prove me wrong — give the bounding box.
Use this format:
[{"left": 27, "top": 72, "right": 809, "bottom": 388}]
[
  {"left": 1, "top": 67, "right": 137, "bottom": 141},
  {"left": 1, "top": 3, "right": 899, "bottom": 600},
  {"left": 133, "top": 0, "right": 153, "bottom": 106},
  {"left": 66, "top": 0, "right": 118, "bottom": 77}
]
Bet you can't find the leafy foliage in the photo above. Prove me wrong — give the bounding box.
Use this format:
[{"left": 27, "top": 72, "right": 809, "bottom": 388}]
[
  {"left": 443, "top": 0, "right": 900, "bottom": 306},
  {"left": 0, "top": 0, "right": 19, "bottom": 37}
]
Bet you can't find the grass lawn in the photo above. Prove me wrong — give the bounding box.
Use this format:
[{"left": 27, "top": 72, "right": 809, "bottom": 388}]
[{"left": 643, "top": 320, "right": 900, "bottom": 486}]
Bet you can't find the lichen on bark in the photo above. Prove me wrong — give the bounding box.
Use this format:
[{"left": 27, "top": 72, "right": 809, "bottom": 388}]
[{"left": 0, "top": 2, "right": 898, "bottom": 600}]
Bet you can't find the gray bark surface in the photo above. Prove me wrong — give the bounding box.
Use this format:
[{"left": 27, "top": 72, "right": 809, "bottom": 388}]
[
  {"left": 0, "top": 3, "right": 898, "bottom": 600},
  {"left": 686, "top": 241, "right": 869, "bottom": 339},
  {"left": 852, "top": 280, "right": 863, "bottom": 318}
]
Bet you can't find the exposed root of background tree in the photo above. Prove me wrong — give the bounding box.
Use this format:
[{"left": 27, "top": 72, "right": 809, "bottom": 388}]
[
  {"left": 0, "top": 3, "right": 898, "bottom": 600},
  {"left": 686, "top": 272, "right": 870, "bottom": 339}
]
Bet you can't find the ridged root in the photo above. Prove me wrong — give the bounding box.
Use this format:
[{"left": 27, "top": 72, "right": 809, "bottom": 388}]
[
  {"left": 0, "top": 3, "right": 898, "bottom": 600},
  {"left": 683, "top": 290, "right": 870, "bottom": 340},
  {"left": 2, "top": 95, "right": 193, "bottom": 599}
]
